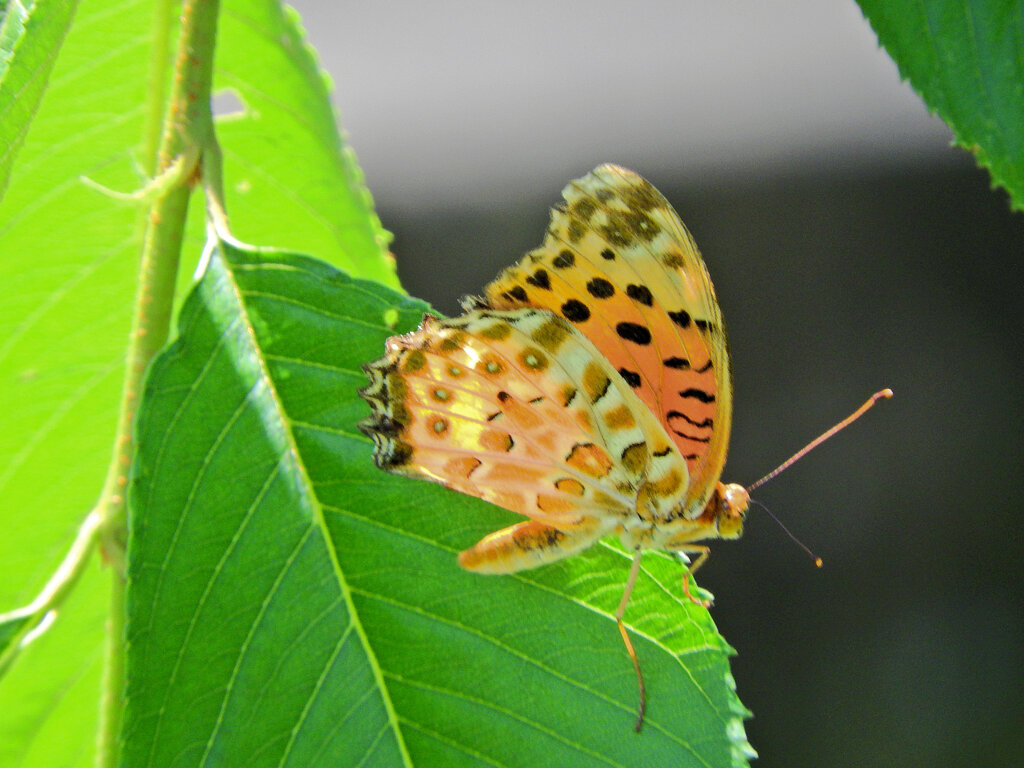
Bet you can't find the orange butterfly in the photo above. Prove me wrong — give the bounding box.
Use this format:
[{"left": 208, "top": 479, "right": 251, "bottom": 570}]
[{"left": 359, "top": 165, "right": 889, "bottom": 730}]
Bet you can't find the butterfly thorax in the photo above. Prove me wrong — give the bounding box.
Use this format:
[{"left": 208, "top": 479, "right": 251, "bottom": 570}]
[{"left": 619, "top": 481, "right": 749, "bottom": 551}]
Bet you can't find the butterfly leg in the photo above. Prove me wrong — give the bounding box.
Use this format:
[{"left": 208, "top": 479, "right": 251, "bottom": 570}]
[
  {"left": 668, "top": 544, "right": 712, "bottom": 608},
  {"left": 617, "top": 549, "right": 647, "bottom": 732},
  {"left": 457, "top": 517, "right": 606, "bottom": 574}
]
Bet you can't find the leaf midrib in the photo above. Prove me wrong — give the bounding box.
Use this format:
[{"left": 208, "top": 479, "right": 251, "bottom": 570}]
[{"left": 219, "top": 244, "right": 414, "bottom": 767}]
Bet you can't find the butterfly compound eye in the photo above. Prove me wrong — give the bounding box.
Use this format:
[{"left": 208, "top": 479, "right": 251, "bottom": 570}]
[{"left": 716, "top": 483, "right": 749, "bottom": 539}]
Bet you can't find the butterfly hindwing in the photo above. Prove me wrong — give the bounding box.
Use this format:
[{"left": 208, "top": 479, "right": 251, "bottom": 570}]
[{"left": 359, "top": 308, "right": 690, "bottom": 552}]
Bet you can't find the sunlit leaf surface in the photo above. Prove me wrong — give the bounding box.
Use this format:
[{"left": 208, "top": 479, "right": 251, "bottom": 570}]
[{"left": 125, "top": 240, "right": 752, "bottom": 767}]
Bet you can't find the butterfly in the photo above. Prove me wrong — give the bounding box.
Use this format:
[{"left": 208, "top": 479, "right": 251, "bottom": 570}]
[{"left": 358, "top": 164, "right": 889, "bottom": 730}]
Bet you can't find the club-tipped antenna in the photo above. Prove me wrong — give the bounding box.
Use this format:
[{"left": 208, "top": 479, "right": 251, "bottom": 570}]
[
  {"left": 750, "top": 499, "right": 823, "bottom": 567},
  {"left": 747, "top": 389, "right": 893, "bottom": 494}
]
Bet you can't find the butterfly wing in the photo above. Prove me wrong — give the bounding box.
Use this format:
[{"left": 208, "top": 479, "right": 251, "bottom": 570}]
[
  {"left": 359, "top": 308, "right": 691, "bottom": 568},
  {"left": 479, "top": 165, "right": 732, "bottom": 516}
]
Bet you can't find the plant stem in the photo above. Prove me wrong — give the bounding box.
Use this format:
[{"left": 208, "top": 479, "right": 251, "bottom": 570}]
[
  {"left": 142, "top": 0, "right": 179, "bottom": 175},
  {"left": 93, "top": 0, "right": 223, "bottom": 765},
  {"left": 95, "top": 561, "right": 126, "bottom": 768},
  {"left": 0, "top": 510, "right": 102, "bottom": 679},
  {"left": 96, "top": 0, "right": 221, "bottom": 563}
]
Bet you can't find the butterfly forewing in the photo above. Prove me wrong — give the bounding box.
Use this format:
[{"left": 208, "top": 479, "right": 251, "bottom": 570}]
[{"left": 481, "top": 164, "right": 732, "bottom": 514}]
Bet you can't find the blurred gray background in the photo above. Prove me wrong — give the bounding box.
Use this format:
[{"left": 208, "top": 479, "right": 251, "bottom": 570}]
[{"left": 289, "top": 2, "right": 1024, "bottom": 765}]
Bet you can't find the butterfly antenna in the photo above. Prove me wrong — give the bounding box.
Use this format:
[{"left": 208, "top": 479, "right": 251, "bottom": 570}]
[
  {"left": 750, "top": 499, "right": 823, "bottom": 567},
  {"left": 747, "top": 389, "right": 893, "bottom": 493}
]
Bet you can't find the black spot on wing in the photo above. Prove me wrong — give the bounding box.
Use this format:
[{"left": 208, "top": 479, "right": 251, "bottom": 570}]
[
  {"left": 616, "top": 322, "right": 652, "bottom": 345},
  {"left": 562, "top": 299, "right": 591, "bottom": 323},
  {"left": 669, "top": 310, "right": 691, "bottom": 328},
  {"left": 552, "top": 250, "right": 575, "bottom": 268},
  {"left": 526, "top": 269, "right": 551, "bottom": 290},
  {"left": 587, "top": 278, "right": 615, "bottom": 299},
  {"left": 618, "top": 368, "right": 642, "bottom": 388},
  {"left": 626, "top": 284, "right": 653, "bottom": 306}
]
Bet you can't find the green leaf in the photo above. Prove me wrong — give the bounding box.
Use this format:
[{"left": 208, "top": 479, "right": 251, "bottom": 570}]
[
  {"left": 211, "top": 2, "right": 399, "bottom": 288},
  {"left": 857, "top": 0, "right": 1024, "bottom": 209},
  {"left": 0, "top": 561, "right": 106, "bottom": 768},
  {"left": 0, "top": 0, "right": 80, "bottom": 201},
  {"left": 0, "top": 0, "right": 152, "bottom": 758},
  {"left": 0, "top": 0, "right": 398, "bottom": 762},
  {"left": 125, "top": 239, "right": 752, "bottom": 767}
]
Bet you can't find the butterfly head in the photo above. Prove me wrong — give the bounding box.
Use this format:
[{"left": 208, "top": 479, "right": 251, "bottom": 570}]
[{"left": 715, "top": 483, "right": 749, "bottom": 539}]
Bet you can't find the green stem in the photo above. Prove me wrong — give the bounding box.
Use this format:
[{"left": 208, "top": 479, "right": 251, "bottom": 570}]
[
  {"left": 96, "top": 0, "right": 221, "bottom": 561},
  {"left": 0, "top": 510, "right": 101, "bottom": 679},
  {"left": 142, "top": 0, "right": 179, "bottom": 175},
  {"left": 93, "top": 0, "right": 223, "bottom": 765},
  {"left": 95, "top": 563, "right": 126, "bottom": 768}
]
